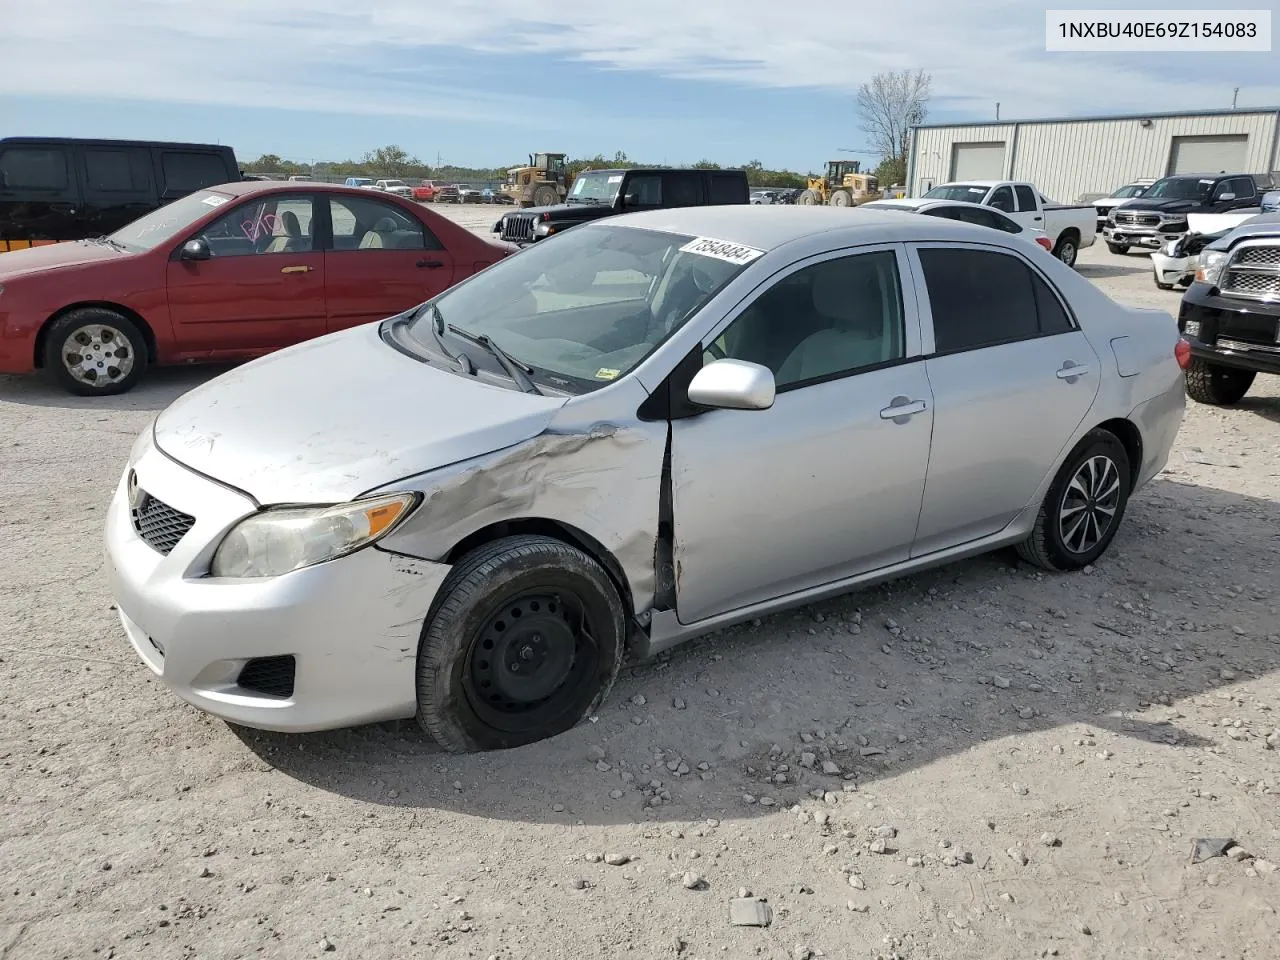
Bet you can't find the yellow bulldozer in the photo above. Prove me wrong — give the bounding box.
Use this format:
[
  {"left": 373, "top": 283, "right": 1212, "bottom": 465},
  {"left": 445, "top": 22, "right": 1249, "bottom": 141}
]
[
  {"left": 502, "top": 152, "right": 570, "bottom": 207},
  {"left": 796, "top": 160, "right": 880, "bottom": 207}
]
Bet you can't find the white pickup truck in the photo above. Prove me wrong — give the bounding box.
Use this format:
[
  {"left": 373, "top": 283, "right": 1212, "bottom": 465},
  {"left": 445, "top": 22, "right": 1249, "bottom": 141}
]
[{"left": 920, "top": 180, "right": 1097, "bottom": 267}]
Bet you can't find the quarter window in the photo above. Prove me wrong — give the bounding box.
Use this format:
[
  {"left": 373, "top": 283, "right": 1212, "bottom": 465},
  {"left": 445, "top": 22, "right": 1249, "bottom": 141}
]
[
  {"left": 918, "top": 248, "right": 1073, "bottom": 352},
  {"left": 159, "top": 152, "right": 230, "bottom": 194},
  {"left": 708, "top": 250, "right": 905, "bottom": 389}
]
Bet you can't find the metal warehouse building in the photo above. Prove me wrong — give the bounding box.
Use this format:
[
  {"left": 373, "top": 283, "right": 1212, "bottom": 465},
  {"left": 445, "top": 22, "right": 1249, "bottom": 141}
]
[{"left": 906, "top": 107, "right": 1280, "bottom": 202}]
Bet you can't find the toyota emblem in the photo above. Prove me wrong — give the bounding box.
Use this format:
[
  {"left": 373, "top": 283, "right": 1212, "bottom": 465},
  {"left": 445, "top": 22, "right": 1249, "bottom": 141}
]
[{"left": 126, "top": 470, "right": 145, "bottom": 510}]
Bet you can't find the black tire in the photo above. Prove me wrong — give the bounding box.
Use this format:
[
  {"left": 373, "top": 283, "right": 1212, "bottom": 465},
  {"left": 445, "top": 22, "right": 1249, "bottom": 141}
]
[
  {"left": 1016, "top": 429, "right": 1131, "bottom": 572},
  {"left": 1105, "top": 241, "right": 1130, "bottom": 255},
  {"left": 1184, "top": 358, "right": 1255, "bottom": 406},
  {"left": 796, "top": 189, "right": 819, "bottom": 206},
  {"left": 1053, "top": 233, "right": 1079, "bottom": 267},
  {"left": 828, "top": 189, "right": 853, "bottom": 207},
  {"left": 41, "top": 307, "right": 147, "bottom": 396},
  {"left": 416, "top": 535, "right": 625, "bottom": 753},
  {"left": 532, "top": 184, "right": 560, "bottom": 207}
]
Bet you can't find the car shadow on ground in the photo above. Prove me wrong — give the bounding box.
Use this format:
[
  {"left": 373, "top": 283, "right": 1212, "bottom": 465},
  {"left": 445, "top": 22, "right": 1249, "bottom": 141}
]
[
  {"left": 1075, "top": 261, "right": 1151, "bottom": 280},
  {"left": 231, "top": 475, "right": 1277, "bottom": 826},
  {"left": 1236, "top": 393, "right": 1280, "bottom": 425},
  {"left": 0, "top": 365, "right": 232, "bottom": 412}
]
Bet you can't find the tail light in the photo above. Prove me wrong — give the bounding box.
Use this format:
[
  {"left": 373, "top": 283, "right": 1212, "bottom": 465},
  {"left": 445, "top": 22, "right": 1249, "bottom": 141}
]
[
  {"left": 1174, "top": 338, "right": 1191, "bottom": 370},
  {"left": 1035, "top": 236, "right": 1053, "bottom": 252}
]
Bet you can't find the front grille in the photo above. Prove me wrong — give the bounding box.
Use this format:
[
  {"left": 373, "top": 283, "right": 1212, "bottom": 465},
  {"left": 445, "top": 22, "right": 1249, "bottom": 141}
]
[
  {"left": 500, "top": 214, "right": 536, "bottom": 243},
  {"left": 1232, "top": 244, "right": 1280, "bottom": 267},
  {"left": 131, "top": 493, "right": 195, "bottom": 555},
  {"left": 1220, "top": 270, "right": 1280, "bottom": 300},
  {"left": 238, "top": 656, "right": 296, "bottom": 698},
  {"left": 1115, "top": 211, "right": 1160, "bottom": 228}
]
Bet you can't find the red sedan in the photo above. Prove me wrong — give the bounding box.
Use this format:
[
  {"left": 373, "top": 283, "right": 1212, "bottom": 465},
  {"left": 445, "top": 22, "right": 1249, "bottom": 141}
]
[{"left": 0, "top": 181, "right": 516, "bottom": 395}]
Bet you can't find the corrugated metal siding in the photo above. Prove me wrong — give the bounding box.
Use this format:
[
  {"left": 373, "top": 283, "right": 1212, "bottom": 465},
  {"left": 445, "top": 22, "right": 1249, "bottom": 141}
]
[
  {"left": 910, "top": 112, "right": 1279, "bottom": 201},
  {"left": 911, "top": 125, "right": 1015, "bottom": 195}
]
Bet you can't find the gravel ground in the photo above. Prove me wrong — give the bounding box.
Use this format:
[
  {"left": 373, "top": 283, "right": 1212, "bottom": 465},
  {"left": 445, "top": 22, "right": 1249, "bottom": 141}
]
[{"left": 2, "top": 218, "right": 1279, "bottom": 960}]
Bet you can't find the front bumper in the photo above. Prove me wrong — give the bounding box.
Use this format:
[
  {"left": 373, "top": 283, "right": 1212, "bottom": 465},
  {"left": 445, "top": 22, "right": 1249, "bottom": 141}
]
[
  {"left": 1178, "top": 285, "right": 1280, "bottom": 376},
  {"left": 1150, "top": 252, "right": 1193, "bottom": 287},
  {"left": 104, "top": 433, "right": 450, "bottom": 732},
  {"left": 1103, "top": 225, "right": 1182, "bottom": 249}
]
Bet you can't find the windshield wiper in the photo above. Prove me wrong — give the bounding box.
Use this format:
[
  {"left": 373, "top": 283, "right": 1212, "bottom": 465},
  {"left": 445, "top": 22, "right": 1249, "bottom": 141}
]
[
  {"left": 423, "top": 303, "right": 475, "bottom": 374},
  {"left": 446, "top": 324, "right": 543, "bottom": 395},
  {"left": 87, "top": 235, "right": 128, "bottom": 251}
]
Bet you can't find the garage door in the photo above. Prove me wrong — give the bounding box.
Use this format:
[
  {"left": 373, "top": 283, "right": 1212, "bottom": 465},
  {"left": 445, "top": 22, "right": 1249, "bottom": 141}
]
[
  {"left": 950, "top": 142, "right": 1006, "bottom": 181},
  {"left": 1168, "top": 135, "right": 1249, "bottom": 174}
]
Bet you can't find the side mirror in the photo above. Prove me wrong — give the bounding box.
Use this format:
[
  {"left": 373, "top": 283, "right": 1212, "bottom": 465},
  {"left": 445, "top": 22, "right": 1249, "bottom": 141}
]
[
  {"left": 180, "top": 238, "right": 211, "bottom": 261},
  {"left": 612, "top": 193, "right": 626, "bottom": 211},
  {"left": 687, "top": 359, "right": 775, "bottom": 411},
  {"left": 1217, "top": 192, "right": 1236, "bottom": 202}
]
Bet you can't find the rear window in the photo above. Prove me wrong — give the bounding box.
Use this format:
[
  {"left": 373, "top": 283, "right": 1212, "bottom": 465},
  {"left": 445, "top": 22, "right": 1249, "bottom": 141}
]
[
  {"left": 160, "top": 152, "right": 231, "bottom": 194},
  {"left": 0, "top": 147, "right": 70, "bottom": 191}
]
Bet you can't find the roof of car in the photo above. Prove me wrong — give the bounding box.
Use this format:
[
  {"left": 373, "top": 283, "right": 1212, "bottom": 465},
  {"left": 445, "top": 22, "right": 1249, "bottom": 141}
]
[
  {"left": 210, "top": 179, "right": 396, "bottom": 198},
  {"left": 603, "top": 204, "right": 1005, "bottom": 252}
]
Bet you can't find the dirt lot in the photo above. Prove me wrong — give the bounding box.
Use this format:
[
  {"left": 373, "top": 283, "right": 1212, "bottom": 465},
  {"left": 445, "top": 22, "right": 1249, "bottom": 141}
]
[{"left": 2, "top": 219, "right": 1278, "bottom": 960}]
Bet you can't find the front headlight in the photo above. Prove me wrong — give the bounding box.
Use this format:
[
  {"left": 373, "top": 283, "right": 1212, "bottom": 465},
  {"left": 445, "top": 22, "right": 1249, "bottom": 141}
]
[
  {"left": 1195, "top": 250, "right": 1229, "bottom": 286},
  {"left": 210, "top": 493, "right": 418, "bottom": 578}
]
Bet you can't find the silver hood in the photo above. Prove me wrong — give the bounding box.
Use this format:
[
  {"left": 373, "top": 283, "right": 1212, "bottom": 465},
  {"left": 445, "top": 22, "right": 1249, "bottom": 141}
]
[{"left": 153, "top": 323, "right": 567, "bottom": 504}]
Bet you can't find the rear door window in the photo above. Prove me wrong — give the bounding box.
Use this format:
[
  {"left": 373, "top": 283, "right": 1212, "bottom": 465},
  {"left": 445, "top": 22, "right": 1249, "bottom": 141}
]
[
  {"left": 83, "top": 147, "right": 154, "bottom": 198},
  {"left": 0, "top": 146, "right": 76, "bottom": 198},
  {"left": 1013, "top": 184, "right": 1038, "bottom": 212},
  {"left": 663, "top": 174, "right": 702, "bottom": 207},
  {"left": 158, "top": 151, "right": 232, "bottom": 196}
]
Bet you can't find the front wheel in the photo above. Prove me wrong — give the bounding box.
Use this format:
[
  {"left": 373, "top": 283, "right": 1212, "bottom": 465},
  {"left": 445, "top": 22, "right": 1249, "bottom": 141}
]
[
  {"left": 796, "top": 189, "right": 819, "bottom": 206},
  {"left": 1016, "top": 429, "right": 1131, "bottom": 572},
  {"left": 531, "top": 184, "right": 560, "bottom": 207},
  {"left": 1184, "top": 358, "right": 1255, "bottom": 406},
  {"left": 42, "top": 307, "right": 147, "bottom": 396},
  {"left": 416, "top": 536, "right": 625, "bottom": 753}
]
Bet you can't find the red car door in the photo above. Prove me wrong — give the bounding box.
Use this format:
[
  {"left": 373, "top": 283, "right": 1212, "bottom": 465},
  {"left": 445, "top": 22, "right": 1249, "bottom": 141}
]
[
  {"left": 166, "top": 193, "right": 326, "bottom": 357},
  {"left": 323, "top": 193, "right": 456, "bottom": 333}
]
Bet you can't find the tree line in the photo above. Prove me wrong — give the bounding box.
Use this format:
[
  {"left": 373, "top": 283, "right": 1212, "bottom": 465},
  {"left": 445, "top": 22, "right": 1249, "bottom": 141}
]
[{"left": 245, "top": 69, "right": 933, "bottom": 192}]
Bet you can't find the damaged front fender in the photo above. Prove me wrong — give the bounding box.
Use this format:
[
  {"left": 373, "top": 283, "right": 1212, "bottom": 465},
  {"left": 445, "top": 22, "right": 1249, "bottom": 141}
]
[{"left": 375, "top": 397, "right": 667, "bottom": 616}]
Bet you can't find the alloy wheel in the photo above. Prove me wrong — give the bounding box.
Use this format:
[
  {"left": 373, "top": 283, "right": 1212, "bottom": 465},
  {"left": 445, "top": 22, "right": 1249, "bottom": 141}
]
[{"left": 1058, "top": 455, "right": 1121, "bottom": 554}]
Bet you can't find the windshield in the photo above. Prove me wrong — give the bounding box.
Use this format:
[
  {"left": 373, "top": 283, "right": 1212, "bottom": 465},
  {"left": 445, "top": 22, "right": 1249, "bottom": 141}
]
[
  {"left": 107, "top": 190, "right": 235, "bottom": 252},
  {"left": 569, "top": 171, "right": 623, "bottom": 204},
  {"left": 922, "top": 183, "right": 989, "bottom": 202},
  {"left": 1111, "top": 183, "right": 1148, "bottom": 198},
  {"left": 406, "top": 224, "right": 756, "bottom": 393},
  {"left": 383, "top": 180, "right": 406, "bottom": 188},
  {"left": 1144, "top": 177, "right": 1214, "bottom": 200}
]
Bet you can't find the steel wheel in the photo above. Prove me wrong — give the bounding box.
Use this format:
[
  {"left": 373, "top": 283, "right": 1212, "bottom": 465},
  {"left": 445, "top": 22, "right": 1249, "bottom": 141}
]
[
  {"left": 61, "top": 323, "right": 135, "bottom": 387},
  {"left": 1057, "top": 454, "right": 1121, "bottom": 555},
  {"left": 463, "top": 590, "right": 600, "bottom": 733}
]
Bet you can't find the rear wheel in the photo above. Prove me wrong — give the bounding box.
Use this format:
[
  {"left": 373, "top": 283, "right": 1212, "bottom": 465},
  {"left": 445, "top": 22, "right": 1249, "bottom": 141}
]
[
  {"left": 796, "top": 189, "right": 819, "bottom": 206},
  {"left": 1105, "top": 241, "right": 1130, "bottom": 255},
  {"left": 1053, "top": 234, "right": 1079, "bottom": 267},
  {"left": 42, "top": 307, "right": 146, "bottom": 396},
  {"left": 416, "top": 536, "right": 625, "bottom": 753},
  {"left": 1016, "top": 429, "right": 1131, "bottom": 572},
  {"left": 1184, "top": 358, "right": 1255, "bottom": 406}
]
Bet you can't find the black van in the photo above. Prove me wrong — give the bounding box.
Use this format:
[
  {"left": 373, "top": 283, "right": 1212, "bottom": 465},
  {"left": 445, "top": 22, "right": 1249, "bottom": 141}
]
[{"left": 0, "top": 137, "right": 240, "bottom": 251}]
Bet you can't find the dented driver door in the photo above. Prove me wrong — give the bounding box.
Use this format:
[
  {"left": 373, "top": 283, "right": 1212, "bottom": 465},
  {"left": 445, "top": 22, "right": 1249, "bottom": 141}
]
[{"left": 667, "top": 245, "right": 933, "bottom": 626}]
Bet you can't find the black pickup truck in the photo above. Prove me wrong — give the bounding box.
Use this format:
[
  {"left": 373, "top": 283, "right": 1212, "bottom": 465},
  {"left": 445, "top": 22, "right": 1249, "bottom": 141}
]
[
  {"left": 1103, "top": 172, "right": 1274, "bottom": 254},
  {"left": 1177, "top": 213, "right": 1280, "bottom": 405},
  {"left": 494, "top": 167, "right": 750, "bottom": 245}
]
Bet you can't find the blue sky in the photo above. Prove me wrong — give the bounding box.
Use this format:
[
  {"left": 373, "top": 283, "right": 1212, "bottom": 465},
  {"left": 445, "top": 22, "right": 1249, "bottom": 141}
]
[{"left": 7, "top": 0, "right": 1279, "bottom": 172}]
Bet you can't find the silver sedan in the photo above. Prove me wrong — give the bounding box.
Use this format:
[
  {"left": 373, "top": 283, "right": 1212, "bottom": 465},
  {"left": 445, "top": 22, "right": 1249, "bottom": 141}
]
[{"left": 104, "top": 207, "right": 1186, "bottom": 752}]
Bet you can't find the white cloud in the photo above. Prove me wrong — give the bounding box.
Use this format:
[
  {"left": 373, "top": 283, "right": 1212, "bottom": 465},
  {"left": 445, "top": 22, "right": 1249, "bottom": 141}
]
[{"left": 8, "top": 0, "right": 1280, "bottom": 123}]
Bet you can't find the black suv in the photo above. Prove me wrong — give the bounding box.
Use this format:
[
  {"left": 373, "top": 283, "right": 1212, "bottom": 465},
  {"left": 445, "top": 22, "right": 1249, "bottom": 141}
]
[
  {"left": 494, "top": 167, "right": 750, "bottom": 245},
  {"left": 1177, "top": 213, "right": 1280, "bottom": 405},
  {"left": 0, "top": 137, "right": 240, "bottom": 251},
  {"left": 1103, "top": 171, "right": 1274, "bottom": 254}
]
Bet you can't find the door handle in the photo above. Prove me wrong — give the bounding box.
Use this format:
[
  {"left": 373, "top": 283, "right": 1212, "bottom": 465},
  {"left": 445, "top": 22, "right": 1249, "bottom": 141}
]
[
  {"left": 1033, "top": 215, "right": 1042, "bottom": 221},
  {"left": 417, "top": 259, "right": 444, "bottom": 269},
  {"left": 1056, "top": 362, "right": 1092, "bottom": 380},
  {"left": 280, "top": 265, "right": 313, "bottom": 274},
  {"left": 879, "top": 397, "right": 928, "bottom": 420}
]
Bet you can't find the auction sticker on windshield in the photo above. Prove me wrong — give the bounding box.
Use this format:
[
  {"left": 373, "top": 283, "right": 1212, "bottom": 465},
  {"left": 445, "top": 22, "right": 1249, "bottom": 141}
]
[
  {"left": 679, "top": 237, "right": 766, "bottom": 266},
  {"left": 200, "top": 195, "right": 229, "bottom": 207}
]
